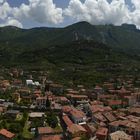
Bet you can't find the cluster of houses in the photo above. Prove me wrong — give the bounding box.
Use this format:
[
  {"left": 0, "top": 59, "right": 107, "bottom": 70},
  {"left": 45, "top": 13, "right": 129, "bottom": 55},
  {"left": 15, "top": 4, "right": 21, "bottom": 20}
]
[{"left": 0, "top": 68, "right": 140, "bottom": 140}]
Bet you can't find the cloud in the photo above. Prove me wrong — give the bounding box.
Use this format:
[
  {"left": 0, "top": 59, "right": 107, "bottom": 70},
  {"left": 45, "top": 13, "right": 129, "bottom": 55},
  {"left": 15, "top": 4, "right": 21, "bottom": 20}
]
[
  {"left": 0, "top": 0, "right": 63, "bottom": 27},
  {"left": 13, "top": 0, "right": 63, "bottom": 25},
  {"left": 64, "top": 0, "right": 129, "bottom": 25},
  {"left": 0, "top": 17, "right": 23, "bottom": 28},
  {"left": 64, "top": 0, "right": 140, "bottom": 28},
  {"left": 0, "top": 2, "right": 11, "bottom": 20},
  {"left": 0, "top": 0, "right": 4, "bottom": 4},
  {"left": 0, "top": 0, "right": 140, "bottom": 28}
]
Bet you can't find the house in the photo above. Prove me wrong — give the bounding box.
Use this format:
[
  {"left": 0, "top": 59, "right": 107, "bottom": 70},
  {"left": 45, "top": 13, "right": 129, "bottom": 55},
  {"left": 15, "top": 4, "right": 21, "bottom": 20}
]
[
  {"left": 38, "top": 135, "right": 63, "bottom": 140},
  {"left": 0, "top": 106, "right": 7, "bottom": 114},
  {"left": 49, "top": 84, "right": 63, "bottom": 94},
  {"left": 67, "top": 124, "right": 87, "bottom": 138},
  {"left": 36, "top": 97, "right": 47, "bottom": 108},
  {"left": 12, "top": 79, "right": 22, "bottom": 87},
  {"left": 0, "top": 129, "right": 15, "bottom": 140},
  {"left": 132, "top": 92, "right": 140, "bottom": 103},
  {"left": 90, "top": 100, "right": 103, "bottom": 106},
  {"left": 96, "top": 127, "right": 108, "bottom": 140},
  {"left": 117, "top": 86, "right": 131, "bottom": 97},
  {"left": 62, "top": 114, "right": 73, "bottom": 127},
  {"left": 21, "top": 95, "right": 32, "bottom": 103},
  {"left": 89, "top": 105, "right": 112, "bottom": 115},
  {"left": 103, "top": 82, "right": 114, "bottom": 90},
  {"left": 12, "top": 92, "right": 20, "bottom": 103},
  {"left": 107, "top": 100, "right": 122, "bottom": 109},
  {"left": 109, "top": 119, "right": 136, "bottom": 134},
  {"left": 1, "top": 80, "right": 10, "bottom": 88},
  {"left": 55, "top": 96, "right": 70, "bottom": 105},
  {"left": 18, "top": 88, "right": 31, "bottom": 98},
  {"left": 26, "top": 80, "right": 34, "bottom": 85},
  {"left": 109, "top": 130, "right": 134, "bottom": 140},
  {"left": 5, "top": 110, "right": 20, "bottom": 119},
  {"left": 67, "top": 90, "right": 79, "bottom": 95},
  {"left": 109, "top": 120, "right": 123, "bottom": 133},
  {"left": 61, "top": 106, "right": 72, "bottom": 114},
  {"left": 67, "top": 94, "right": 88, "bottom": 102},
  {"left": 103, "top": 112, "right": 116, "bottom": 122},
  {"left": 92, "top": 112, "right": 107, "bottom": 124},
  {"left": 94, "top": 85, "right": 104, "bottom": 94},
  {"left": 134, "top": 121, "right": 140, "bottom": 140},
  {"left": 37, "top": 127, "right": 55, "bottom": 136},
  {"left": 128, "top": 107, "right": 140, "bottom": 117},
  {"left": 69, "top": 108, "right": 86, "bottom": 124},
  {"left": 124, "top": 96, "right": 136, "bottom": 106},
  {"left": 29, "top": 112, "right": 45, "bottom": 120},
  {"left": 98, "top": 94, "right": 115, "bottom": 101},
  {"left": 82, "top": 124, "right": 96, "bottom": 138},
  {"left": 11, "top": 68, "right": 19, "bottom": 78},
  {"left": 51, "top": 102, "right": 62, "bottom": 111}
]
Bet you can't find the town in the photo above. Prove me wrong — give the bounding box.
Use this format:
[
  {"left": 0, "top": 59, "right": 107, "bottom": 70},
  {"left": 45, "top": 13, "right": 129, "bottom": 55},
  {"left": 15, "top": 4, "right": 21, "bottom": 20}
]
[{"left": 0, "top": 67, "right": 140, "bottom": 140}]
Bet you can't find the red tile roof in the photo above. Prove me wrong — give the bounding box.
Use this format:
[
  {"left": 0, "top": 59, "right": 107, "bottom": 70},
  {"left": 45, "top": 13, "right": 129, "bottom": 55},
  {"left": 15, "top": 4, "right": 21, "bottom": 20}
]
[
  {"left": 70, "top": 108, "right": 85, "bottom": 119},
  {"left": 38, "top": 127, "right": 54, "bottom": 134},
  {"left": 41, "top": 135, "right": 62, "bottom": 140},
  {"left": 108, "top": 100, "right": 122, "bottom": 106},
  {"left": 62, "top": 106, "right": 72, "bottom": 113},
  {"left": 90, "top": 105, "right": 112, "bottom": 113},
  {"left": 103, "top": 112, "right": 116, "bottom": 122},
  {"left": 93, "top": 112, "right": 107, "bottom": 122},
  {"left": 96, "top": 127, "right": 108, "bottom": 136},
  {"left": 0, "top": 129, "right": 15, "bottom": 138},
  {"left": 67, "top": 94, "right": 88, "bottom": 99},
  {"left": 62, "top": 115, "right": 73, "bottom": 127},
  {"left": 68, "top": 124, "right": 87, "bottom": 134}
]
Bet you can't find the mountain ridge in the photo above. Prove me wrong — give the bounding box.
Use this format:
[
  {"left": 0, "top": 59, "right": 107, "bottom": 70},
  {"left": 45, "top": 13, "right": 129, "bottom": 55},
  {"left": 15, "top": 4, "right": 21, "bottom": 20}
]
[
  {"left": 0, "top": 21, "right": 140, "bottom": 54},
  {"left": 0, "top": 22, "right": 140, "bottom": 86}
]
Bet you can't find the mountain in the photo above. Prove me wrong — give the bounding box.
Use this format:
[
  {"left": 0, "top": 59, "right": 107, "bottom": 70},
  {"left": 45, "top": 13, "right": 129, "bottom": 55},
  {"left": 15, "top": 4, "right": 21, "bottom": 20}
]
[
  {"left": 0, "top": 22, "right": 140, "bottom": 86},
  {"left": 0, "top": 21, "right": 140, "bottom": 52}
]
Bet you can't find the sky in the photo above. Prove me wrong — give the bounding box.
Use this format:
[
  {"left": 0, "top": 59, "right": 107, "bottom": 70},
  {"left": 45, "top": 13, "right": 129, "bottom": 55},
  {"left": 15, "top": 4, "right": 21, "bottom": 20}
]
[{"left": 0, "top": 0, "right": 140, "bottom": 28}]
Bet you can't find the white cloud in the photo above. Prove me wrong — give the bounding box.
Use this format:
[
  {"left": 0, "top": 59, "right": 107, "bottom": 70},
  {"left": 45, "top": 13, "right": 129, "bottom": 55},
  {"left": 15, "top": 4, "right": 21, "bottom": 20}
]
[
  {"left": 0, "top": 0, "right": 63, "bottom": 27},
  {"left": 0, "top": 0, "right": 140, "bottom": 28},
  {"left": 0, "top": 2, "right": 11, "bottom": 20},
  {"left": 0, "top": 17, "right": 23, "bottom": 28},
  {"left": 64, "top": 0, "right": 140, "bottom": 28},
  {"left": 13, "top": 0, "right": 63, "bottom": 25},
  {"left": 0, "top": 0, "right": 4, "bottom": 4}
]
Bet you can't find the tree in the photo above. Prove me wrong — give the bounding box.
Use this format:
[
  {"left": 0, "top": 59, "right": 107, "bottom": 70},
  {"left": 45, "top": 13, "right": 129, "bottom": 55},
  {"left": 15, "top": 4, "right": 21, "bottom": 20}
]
[
  {"left": 46, "top": 113, "right": 58, "bottom": 128},
  {"left": 46, "top": 97, "right": 50, "bottom": 108},
  {"left": 80, "top": 135, "right": 89, "bottom": 140},
  {"left": 9, "top": 123, "right": 22, "bottom": 133}
]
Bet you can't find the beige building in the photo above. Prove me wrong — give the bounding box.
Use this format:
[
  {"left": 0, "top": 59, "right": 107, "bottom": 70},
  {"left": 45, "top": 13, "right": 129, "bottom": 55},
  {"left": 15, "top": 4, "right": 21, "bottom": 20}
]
[{"left": 109, "top": 131, "right": 133, "bottom": 140}]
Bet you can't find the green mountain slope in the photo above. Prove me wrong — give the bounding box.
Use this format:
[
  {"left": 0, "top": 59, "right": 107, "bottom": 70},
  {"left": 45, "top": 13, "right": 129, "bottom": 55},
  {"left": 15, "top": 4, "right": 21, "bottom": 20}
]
[
  {"left": 0, "top": 22, "right": 140, "bottom": 86},
  {"left": 0, "top": 22, "right": 140, "bottom": 52}
]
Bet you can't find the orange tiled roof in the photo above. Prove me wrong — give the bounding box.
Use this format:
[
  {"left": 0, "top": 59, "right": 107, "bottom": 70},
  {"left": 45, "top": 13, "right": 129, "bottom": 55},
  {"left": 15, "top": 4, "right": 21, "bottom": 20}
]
[
  {"left": 62, "top": 115, "right": 73, "bottom": 127},
  {"left": 96, "top": 127, "right": 108, "bottom": 136},
  {"left": 103, "top": 112, "right": 116, "bottom": 122},
  {"left": 90, "top": 105, "right": 112, "bottom": 113},
  {"left": 70, "top": 108, "right": 85, "bottom": 119},
  {"left": 38, "top": 127, "right": 54, "bottom": 134},
  {"left": 68, "top": 124, "right": 87, "bottom": 134},
  {"left": 62, "top": 106, "right": 72, "bottom": 113},
  {"left": 108, "top": 100, "right": 122, "bottom": 106},
  {"left": 41, "top": 135, "right": 62, "bottom": 140},
  {"left": 0, "top": 129, "right": 15, "bottom": 138}
]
